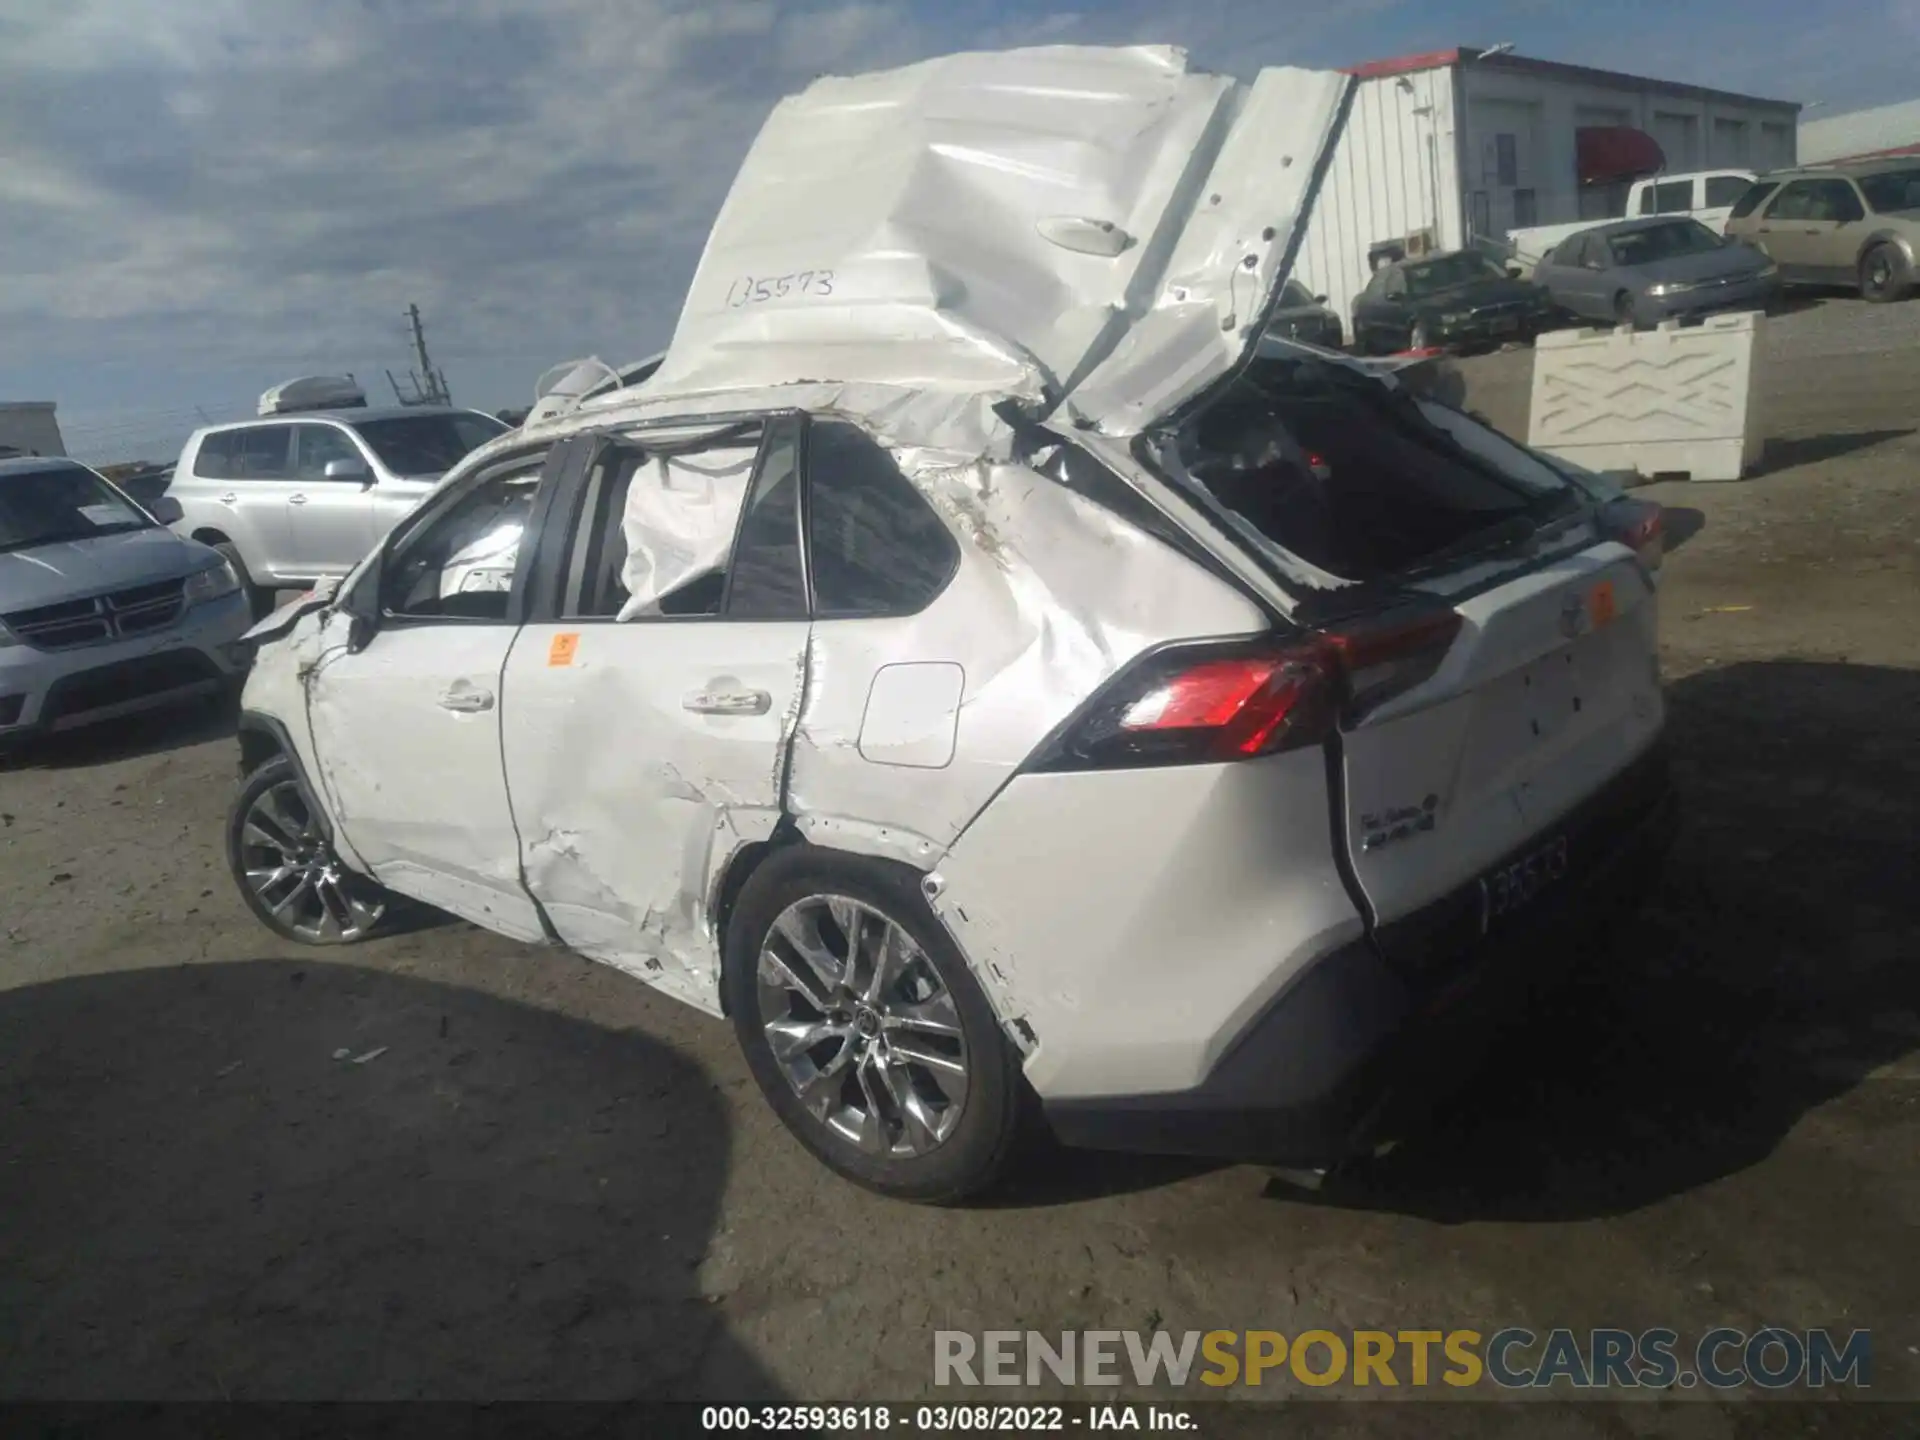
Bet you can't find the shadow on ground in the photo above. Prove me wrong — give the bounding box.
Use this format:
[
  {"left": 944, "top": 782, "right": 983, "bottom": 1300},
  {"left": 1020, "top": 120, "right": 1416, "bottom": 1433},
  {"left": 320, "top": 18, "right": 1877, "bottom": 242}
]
[
  {"left": 1296, "top": 660, "right": 1920, "bottom": 1222},
  {"left": 0, "top": 694, "right": 238, "bottom": 774},
  {"left": 1660, "top": 505, "right": 1706, "bottom": 553},
  {"left": 1759, "top": 428, "right": 1914, "bottom": 474},
  {"left": 0, "top": 960, "right": 784, "bottom": 1402}
]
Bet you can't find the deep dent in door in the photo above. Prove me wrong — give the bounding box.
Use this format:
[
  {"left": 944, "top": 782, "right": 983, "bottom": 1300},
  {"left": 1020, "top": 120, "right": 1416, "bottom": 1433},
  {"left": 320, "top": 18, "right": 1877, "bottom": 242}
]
[{"left": 507, "top": 404, "right": 1268, "bottom": 1026}]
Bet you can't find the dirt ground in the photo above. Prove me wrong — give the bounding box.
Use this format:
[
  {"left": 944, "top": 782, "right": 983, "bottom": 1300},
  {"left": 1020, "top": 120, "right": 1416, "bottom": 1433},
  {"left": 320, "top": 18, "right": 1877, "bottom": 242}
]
[{"left": 2, "top": 298, "right": 1916, "bottom": 1429}]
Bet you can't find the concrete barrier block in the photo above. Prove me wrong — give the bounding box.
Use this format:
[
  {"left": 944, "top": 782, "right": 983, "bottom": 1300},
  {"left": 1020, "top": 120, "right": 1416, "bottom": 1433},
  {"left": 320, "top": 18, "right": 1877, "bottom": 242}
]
[{"left": 1528, "top": 311, "right": 1764, "bottom": 482}]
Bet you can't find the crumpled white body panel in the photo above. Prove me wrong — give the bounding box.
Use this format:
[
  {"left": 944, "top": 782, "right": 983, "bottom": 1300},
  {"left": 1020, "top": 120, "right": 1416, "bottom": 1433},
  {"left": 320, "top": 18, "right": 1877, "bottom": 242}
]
[
  {"left": 616, "top": 444, "right": 757, "bottom": 618},
  {"left": 647, "top": 45, "right": 1350, "bottom": 435}
]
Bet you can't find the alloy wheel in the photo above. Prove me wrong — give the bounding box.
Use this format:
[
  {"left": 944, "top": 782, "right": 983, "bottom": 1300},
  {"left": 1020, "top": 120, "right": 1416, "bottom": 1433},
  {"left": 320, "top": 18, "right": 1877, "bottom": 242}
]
[
  {"left": 756, "top": 894, "right": 969, "bottom": 1157},
  {"left": 237, "top": 778, "right": 384, "bottom": 942}
]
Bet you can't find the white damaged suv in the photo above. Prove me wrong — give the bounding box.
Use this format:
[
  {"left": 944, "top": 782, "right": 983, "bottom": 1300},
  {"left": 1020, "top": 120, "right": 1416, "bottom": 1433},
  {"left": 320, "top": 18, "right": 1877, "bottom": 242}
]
[{"left": 227, "top": 46, "right": 1674, "bottom": 1201}]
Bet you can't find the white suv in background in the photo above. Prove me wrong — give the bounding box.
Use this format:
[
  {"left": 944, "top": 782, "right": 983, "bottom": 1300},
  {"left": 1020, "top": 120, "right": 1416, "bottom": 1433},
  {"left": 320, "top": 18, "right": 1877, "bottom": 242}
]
[{"left": 168, "top": 405, "right": 509, "bottom": 614}]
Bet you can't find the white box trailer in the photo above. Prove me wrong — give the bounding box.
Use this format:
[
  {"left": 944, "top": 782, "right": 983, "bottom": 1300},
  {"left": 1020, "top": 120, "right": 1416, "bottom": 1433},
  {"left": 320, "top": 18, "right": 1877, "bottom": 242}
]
[{"left": 0, "top": 401, "right": 67, "bottom": 458}]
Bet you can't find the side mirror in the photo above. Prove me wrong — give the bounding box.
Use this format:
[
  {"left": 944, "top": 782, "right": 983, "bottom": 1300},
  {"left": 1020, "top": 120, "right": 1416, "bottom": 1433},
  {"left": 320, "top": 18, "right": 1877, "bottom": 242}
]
[
  {"left": 1313, "top": 293, "right": 1329, "bottom": 305},
  {"left": 323, "top": 457, "right": 374, "bottom": 486},
  {"left": 147, "top": 495, "right": 184, "bottom": 526},
  {"left": 339, "top": 548, "right": 386, "bottom": 654}
]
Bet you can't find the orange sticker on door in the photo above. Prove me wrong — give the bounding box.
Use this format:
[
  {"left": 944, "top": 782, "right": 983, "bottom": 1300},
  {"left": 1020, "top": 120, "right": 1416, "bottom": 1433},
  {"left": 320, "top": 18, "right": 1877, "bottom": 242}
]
[
  {"left": 548, "top": 632, "right": 580, "bottom": 667},
  {"left": 1587, "top": 581, "right": 1618, "bottom": 629}
]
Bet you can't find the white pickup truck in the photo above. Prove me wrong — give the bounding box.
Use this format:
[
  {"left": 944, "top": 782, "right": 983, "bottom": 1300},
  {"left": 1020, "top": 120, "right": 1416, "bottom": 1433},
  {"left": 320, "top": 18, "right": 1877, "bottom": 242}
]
[{"left": 1506, "top": 169, "right": 1758, "bottom": 274}]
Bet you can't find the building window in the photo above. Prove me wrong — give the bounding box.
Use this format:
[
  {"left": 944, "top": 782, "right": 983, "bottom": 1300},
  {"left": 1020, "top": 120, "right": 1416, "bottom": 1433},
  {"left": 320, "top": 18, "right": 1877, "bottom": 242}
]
[
  {"left": 1512, "top": 189, "right": 1537, "bottom": 226},
  {"left": 1495, "top": 133, "right": 1518, "bottom": 187},
  {"left": 1712, "top": 118, "right": 1751, "bottom": 166}
]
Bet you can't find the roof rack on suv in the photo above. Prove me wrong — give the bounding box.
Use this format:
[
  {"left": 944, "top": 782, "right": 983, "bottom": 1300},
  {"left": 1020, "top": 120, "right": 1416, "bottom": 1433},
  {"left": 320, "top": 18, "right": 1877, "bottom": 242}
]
[{"left": 258, "top": 376, "right": 368, "bottom": 416}]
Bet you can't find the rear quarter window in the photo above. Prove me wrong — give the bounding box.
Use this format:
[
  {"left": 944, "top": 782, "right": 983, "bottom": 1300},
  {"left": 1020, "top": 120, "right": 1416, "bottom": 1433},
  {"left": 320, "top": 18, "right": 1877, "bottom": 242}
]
[
  {"left": 192, "top": 432, "right": 237, "bottom": 479},
  {"left": 1728, "top": 181, "right": 1780, "bottom": 220},
  {"left": 804, "top": 420, "right": 958, "bottom": 618}
]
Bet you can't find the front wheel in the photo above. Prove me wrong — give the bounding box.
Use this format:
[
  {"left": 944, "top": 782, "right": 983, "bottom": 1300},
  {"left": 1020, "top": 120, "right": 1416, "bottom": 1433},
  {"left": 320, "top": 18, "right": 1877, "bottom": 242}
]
[
  {"left": 724, "top": 849, "right": 1023, "bottom": 1203},
  {"left": 1860, "top": 243, "right": 1912, "bottom": 303},
  {"left": 227, "top": 755, "right": 388, "bottom": 944}
]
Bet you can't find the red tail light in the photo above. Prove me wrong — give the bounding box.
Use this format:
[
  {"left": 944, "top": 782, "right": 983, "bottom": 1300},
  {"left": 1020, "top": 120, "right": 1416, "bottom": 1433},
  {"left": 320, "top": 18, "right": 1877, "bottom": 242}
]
[{"left": 1029, "top": 606, "right": 1462, "bottom": 773}]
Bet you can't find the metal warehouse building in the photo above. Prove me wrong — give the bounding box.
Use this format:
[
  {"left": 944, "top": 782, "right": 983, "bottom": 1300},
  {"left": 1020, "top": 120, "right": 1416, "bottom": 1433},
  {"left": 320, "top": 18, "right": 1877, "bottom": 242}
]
[{"left": 1294, "top": 46, "right": 1800, "bottom": 343}]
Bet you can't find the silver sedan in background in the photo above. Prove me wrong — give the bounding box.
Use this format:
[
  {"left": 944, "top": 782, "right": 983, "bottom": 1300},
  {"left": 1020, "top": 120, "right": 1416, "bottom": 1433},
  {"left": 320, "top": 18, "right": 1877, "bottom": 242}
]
[{"left": 1532, "top": 217, "right": 1778, "bottom": 329}]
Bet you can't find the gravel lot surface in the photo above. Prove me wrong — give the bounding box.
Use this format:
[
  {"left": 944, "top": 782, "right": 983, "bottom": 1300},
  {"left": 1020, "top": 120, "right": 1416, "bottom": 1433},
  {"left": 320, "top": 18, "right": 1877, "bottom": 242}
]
[{"left": 3, "top": 298, "right": 1914, "bottom": 1431}]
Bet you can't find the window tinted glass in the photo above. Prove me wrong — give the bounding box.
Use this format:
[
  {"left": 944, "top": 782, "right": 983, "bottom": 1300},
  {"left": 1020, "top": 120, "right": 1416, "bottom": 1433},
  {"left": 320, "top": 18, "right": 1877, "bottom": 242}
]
[
  {"left": 1767, "top": 182, "right": 1815, "bottom": 221},
  {"left": 294, "top": 425, "right": 364, "bottom": 480},
  {"left": 193, "top": 432, "right": 236, "bottom": 478},
  {"left": 725, "top": 425, "right": 807, "bottom": 620},
  {"left": 384, "top": 461, "right": 543, "bottom": 621},
  {"left": 1607, "top": 221, "right": 1723, "bottom": 267},
  {"left": 806, "top": 421, "right": 958, "bottom": 618},
  {"left": 1646, "top": 180, "right": 1693, "bottom": 214},
  {"left": 1858, "top": 167, "right": 1920, "bottom": 213},
  {"left": 1401, "top": 252, "right": 1503, "bottom": 296},
  {"left": 1728, "top": 180, "right": 1778, "bottom": 219},
  {"left": 1705, "top": 175, "right": 1752, "bottom": 207},
  {"left": 1, "top": 464, "right": 150, "bottom": 553},
  {"left": 1807, "top": 179, "right": 1865, "bottom": 222},
  {"left": 352, "top": 412, "right": 508, "bottom": 476},
  {"left": 207, "top": 426, "right": 292, "bottom": 479}
]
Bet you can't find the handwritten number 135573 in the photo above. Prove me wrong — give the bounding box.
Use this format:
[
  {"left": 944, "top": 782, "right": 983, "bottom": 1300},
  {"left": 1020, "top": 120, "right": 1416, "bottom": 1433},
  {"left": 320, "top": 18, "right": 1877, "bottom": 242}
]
[{"left": 725, "top": 270, "right": 834, "bottom": 307}]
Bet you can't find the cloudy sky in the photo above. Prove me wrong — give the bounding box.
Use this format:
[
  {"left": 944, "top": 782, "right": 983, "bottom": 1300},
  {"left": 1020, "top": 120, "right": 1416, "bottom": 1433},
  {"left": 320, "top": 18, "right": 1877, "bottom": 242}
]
[{"left": 3, "top": 0, "right": 1914, "bottom": 462}]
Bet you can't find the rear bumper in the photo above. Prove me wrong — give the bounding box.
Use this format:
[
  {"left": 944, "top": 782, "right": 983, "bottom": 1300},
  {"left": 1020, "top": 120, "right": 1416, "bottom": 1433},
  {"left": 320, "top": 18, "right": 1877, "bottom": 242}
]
[{"left": 1041, "top": 742, "right": 1678, "bottom": 1165}]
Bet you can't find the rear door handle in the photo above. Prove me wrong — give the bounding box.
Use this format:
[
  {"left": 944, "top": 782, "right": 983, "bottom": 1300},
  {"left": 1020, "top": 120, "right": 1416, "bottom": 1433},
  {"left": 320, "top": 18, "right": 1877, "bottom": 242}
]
[
  {"left": 684, "top": 688, "right": 771, "bottom": 716},
  {"left": 218, "top": 492, "right": 238, "bottom": 504},
  {"left": 289, "top": 493, "right": 309, "bottom": 505},
  {"left": 438, "top": 688, "right": 495, "bottom": 713}
]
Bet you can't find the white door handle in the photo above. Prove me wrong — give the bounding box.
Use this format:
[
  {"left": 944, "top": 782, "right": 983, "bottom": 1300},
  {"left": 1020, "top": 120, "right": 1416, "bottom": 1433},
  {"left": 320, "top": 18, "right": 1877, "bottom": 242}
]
[
  {"left": 438, "top": 688, "right": 495, "bottom": 713},
  {"left": 684, "top": 688, "right": 771, "bottom": 716},
  {"left": 289, "top": 493, "right": 309, "bottom": 505},
  {"left": 218, "top": 492, "right": 238, "bottom": 504}
]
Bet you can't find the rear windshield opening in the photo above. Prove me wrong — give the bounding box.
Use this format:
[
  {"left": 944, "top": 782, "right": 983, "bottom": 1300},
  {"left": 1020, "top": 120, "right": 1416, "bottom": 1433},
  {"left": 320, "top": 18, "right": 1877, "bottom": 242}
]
[{"left": 1159, "top": 355, "right": 1575, "bottom": 584}]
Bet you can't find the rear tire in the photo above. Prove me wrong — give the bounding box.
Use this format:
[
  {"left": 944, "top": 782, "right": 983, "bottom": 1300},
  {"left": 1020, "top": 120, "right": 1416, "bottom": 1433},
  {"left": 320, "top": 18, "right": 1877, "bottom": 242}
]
[
  {"left": 214, "top": 543, "right": 273, "bottom": 620},
  {"left": 1859, "top": 243, "right": 1911, "bottom": 303},
  {"left": 724, "top": 847, "right": 1023, "bottom": 1203}
]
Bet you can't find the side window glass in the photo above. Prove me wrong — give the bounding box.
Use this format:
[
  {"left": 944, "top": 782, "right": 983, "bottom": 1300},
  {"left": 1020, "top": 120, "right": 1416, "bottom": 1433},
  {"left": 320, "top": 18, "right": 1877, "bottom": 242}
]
[
  {"left": 806, "top": 420, "right": 958, "bottom": 618},
  {"left": 724, "top": 423, "right": 807, "bottom": 620},
  {"left": 1766, "top": 183, "right": 1811, "bottom": 222},
  {"left": 1829, "top": 182, "right": 1866, "bottom": 223},
  {"left": 195, "top": 432, "right": 236, "bottom": 479},
  {"left": 1728, "top": 181, "right": 1777, "bottom": 219},
  {"left": 1586, "top": 237, "right": 1611, "bottom": 270},
  {"left": 295, "top": 426, "right": 363, "bottom": 481},
  {"left": 1650, "top": 180, "right": 1692, "bottom": 214},
  {"left": 234, "top": 426, "right": 293, "bottom": 479},
  {"left": 384, "top": 461, "right": 544, "bottom": 621}
]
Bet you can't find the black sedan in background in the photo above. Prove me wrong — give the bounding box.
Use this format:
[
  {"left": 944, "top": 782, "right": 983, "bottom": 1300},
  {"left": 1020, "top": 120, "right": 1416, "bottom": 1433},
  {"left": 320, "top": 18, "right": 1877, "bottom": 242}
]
[
  {"left": 1265, "top": 279, "right": 1345, "bottom": 349},
  {"left": 1351, "top": 250, "right": 1554, "bottom": 355}
]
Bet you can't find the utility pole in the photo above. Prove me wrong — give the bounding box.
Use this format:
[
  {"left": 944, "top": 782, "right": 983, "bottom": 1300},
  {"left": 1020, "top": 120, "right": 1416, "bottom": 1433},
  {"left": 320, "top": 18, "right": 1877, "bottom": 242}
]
[{"left": 396, "top": 303, "right": 453, "bottom": 406}]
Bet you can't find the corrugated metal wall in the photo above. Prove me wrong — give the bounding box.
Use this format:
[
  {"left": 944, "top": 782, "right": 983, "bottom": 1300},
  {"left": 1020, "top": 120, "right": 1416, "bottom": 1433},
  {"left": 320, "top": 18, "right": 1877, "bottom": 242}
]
[{"left": 1295, "top": 68, "right": 1462, "bottom": 346}]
